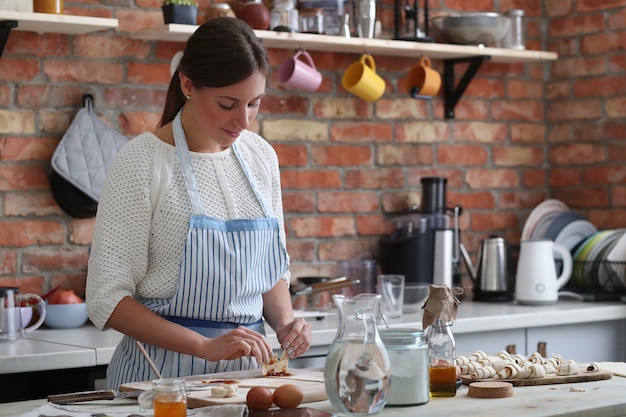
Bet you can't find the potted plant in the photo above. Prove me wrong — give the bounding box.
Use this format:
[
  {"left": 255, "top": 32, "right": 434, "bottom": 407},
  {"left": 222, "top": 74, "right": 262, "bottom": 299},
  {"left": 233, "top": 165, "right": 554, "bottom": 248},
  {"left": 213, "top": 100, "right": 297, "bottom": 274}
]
[{"left": 162, "top": 0, "right": 199, "bottom": 25}]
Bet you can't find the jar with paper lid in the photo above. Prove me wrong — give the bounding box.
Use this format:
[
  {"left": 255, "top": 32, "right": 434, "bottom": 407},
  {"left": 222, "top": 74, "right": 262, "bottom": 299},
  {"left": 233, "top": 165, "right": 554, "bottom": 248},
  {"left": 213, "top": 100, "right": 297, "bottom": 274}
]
[{"left": 270, "top": 0, "right": 299, "bottom": 32}]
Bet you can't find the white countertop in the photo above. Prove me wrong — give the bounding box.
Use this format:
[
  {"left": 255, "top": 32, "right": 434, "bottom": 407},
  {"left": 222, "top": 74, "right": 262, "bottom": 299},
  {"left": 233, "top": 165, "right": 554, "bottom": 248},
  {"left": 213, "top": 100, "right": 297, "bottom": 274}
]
[
  {"left": 3, "top": 376, "right": 626, "bottom": 417},
  {"left": 2, "top": 300, "right": 626, "bottom": 374}
]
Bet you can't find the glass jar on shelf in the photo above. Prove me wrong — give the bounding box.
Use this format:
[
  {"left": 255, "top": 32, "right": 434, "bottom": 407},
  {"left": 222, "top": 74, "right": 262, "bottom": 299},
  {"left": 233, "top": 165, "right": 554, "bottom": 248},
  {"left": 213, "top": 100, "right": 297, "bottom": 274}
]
[
  {"left": 300, "top": 7, "right": 325, "bottom": 34},
  {"left": 270, "top": 0, "right": 299, "bottom": 32}
]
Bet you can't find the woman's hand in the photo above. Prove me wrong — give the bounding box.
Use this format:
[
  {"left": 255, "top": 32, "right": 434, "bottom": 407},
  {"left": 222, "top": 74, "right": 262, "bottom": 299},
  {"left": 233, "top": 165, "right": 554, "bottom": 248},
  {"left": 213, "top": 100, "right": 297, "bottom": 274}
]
[
  {"left": 203, "top": 326, "right": 274, "bottom": 364},
  {"left": 276, "top": 318, "right": 312, "bottom": 358}
]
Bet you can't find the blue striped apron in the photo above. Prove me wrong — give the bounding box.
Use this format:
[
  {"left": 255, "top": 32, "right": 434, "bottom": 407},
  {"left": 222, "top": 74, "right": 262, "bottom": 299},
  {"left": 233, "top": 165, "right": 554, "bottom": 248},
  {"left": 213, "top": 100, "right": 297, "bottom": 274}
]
[{"left": 106, "top": 111, "right": 288, "bottom": 389}]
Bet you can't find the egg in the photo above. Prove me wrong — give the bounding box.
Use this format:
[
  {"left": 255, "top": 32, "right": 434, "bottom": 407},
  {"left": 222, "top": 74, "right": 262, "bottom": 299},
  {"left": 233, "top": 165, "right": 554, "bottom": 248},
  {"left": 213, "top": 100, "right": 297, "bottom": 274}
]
[
  {"left": 273, "top": 384, "right": 304, "bottom": 409},
  {"left": 246, "top": 386, "right": 274, "bottom": 411}
]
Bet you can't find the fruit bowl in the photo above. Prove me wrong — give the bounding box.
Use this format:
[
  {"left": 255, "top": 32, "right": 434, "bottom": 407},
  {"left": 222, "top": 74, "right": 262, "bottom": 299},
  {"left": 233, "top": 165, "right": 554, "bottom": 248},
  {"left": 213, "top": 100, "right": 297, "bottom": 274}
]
[
  {"left": 431, "top": 12, "right": 511, "bottom": 47},
  {"left": 44, "top": 303, "right": 89, "bottom": 329}
]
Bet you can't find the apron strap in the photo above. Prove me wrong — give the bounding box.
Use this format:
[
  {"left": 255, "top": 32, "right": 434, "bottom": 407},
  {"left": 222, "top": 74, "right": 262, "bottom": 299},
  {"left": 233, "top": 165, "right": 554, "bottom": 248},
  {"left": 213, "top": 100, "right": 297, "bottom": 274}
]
[{"left": 173, "top": 111, "right": 205, "bottom": 215}]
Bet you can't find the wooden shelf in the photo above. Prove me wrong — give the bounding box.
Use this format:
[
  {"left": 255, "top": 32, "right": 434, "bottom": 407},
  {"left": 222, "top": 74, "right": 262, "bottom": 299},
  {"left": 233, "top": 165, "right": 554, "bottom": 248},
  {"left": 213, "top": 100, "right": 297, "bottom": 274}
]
[
  {"left": 129, "top": 24, "right": 558, "bottom": 63},
  {"left": 0, "top": 11, "right": 118, "bottom": 35}
]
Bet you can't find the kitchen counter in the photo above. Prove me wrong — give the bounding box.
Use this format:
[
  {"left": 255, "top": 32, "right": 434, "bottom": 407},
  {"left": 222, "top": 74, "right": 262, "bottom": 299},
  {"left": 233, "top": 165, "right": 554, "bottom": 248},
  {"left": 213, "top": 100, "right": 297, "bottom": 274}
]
[
  {"left": 2, "top": 375, "right": 626, "bottom": 417},
  {"left": 2, "top": 300, "right": 626, "bottom": 374}
]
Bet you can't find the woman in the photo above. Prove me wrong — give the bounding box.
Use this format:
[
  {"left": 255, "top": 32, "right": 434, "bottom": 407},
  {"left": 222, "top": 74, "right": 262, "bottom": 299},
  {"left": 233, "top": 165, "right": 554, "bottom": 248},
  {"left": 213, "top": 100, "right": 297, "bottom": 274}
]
[{"left": 86, "top": 17, "right": 311, "bottom": 389}]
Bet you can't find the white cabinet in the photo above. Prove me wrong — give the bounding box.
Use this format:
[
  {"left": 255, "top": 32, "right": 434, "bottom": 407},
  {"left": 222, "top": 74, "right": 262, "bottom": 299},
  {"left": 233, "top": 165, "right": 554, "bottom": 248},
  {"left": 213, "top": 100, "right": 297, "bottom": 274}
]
[
  {"left": 526, "top": 319, "right": 625, "bottom": 362},
  {"left": 456, "top": 329, "right": 525, "bottom": 356}
]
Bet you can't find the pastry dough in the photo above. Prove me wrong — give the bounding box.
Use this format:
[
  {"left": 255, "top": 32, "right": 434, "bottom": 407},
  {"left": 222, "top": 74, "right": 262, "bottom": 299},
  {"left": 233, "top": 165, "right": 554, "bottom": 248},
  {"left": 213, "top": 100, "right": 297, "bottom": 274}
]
[
  {"left": 557, "top": 360, "right": 579, "bottom": 376},
  {"left": 211, "top": 384, "right": 238, "bottom": 398},
  {"left": 586, "top": 363, "right": 599, "bottom": 373},
  {"left": 471, "top": 365, "right": 497, "bottom": 379},
  {"left": 496, "top": 363, "right": 522, "bottom": 380}
]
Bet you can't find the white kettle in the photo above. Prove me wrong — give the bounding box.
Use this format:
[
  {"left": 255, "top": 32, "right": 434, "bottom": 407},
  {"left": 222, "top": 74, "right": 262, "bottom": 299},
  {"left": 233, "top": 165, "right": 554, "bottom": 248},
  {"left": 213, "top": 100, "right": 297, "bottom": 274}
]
[{"left": 515, "top": 240, "right": 573, "bottom": 305}]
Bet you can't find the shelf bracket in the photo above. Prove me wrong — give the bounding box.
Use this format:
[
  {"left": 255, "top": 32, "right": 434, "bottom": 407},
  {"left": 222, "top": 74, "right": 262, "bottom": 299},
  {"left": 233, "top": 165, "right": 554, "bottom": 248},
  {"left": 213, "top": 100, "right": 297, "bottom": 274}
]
[
  {"left": 443, "top": 55, "right": 490, "bottom": 119},
  {"left": 0, "top": 20, "right": 18, "bottom": 59}
]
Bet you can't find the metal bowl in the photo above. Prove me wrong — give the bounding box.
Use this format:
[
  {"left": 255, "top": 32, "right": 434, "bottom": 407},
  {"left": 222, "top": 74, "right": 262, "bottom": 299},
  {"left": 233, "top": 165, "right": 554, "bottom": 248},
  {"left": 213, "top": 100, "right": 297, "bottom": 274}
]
[{"left": 431, "top": 12, "right": 511, "bottom": 47}]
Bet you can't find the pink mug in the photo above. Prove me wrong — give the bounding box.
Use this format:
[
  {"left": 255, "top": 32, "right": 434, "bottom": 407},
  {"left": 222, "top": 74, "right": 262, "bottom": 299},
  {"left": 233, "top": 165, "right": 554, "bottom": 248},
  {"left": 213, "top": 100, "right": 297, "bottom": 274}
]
[{"left": 278, "top": 50, "right": 323, "bottom": 92}]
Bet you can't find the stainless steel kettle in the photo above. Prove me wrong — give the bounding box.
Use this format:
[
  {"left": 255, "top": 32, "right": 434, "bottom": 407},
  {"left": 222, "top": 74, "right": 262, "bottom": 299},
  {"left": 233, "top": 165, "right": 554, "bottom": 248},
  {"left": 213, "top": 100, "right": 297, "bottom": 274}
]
[{"left": 460, "top": 236, "right": 513, "bottom": 301}]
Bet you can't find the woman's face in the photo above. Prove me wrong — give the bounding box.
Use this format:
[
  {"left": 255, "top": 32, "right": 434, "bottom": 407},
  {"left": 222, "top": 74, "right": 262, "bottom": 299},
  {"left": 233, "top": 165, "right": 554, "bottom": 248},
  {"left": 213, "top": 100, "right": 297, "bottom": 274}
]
[{"left": 180, "top": 71, "right": 266, "bottom": 153}]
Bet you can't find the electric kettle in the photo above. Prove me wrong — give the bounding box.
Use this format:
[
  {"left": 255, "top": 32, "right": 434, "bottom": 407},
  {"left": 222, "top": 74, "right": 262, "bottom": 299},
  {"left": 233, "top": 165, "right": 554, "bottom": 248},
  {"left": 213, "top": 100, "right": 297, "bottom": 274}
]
[{"left": 460, "top": 236, "right": 513, "bottom": 301}]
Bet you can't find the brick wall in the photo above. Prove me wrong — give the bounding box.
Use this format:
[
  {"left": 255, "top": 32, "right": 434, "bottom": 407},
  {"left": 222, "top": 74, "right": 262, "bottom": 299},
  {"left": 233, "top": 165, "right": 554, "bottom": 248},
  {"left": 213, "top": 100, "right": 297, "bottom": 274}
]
[{"left": 0, "top": 0, "right": 625, "bottom": 295}]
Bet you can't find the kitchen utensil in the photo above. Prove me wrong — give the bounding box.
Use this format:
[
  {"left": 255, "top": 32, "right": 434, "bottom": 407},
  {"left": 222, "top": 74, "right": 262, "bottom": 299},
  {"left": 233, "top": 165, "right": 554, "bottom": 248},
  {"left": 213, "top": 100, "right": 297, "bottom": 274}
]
[
  {"left": 48, "top": 389, "right": 144, "bottom": 404},
  {"left": 407, "top": 56, "right": 441, "bottom": 97},
  {"left": 324, "top": 293, "right": 391, "bottom": 415},
  {"left": 138, "top": 378, "right": 187, "bottom": 417},
  {"left": 136, "top": 340, "right": 163, "bottom": 379},
  {"left": 277, "top": 50, "right": 322, "bottom": 92},
  {"left": 355, "top": 0, "right": 376, "bottom": 38},
  {"left": 341, "top": 54, "right": 385, "bottom": 102},
  {"left": 377, "top": 274, "right": 404, "bottom": 319},
  {"left": 290, "top": 276, "right": 355, "bottom": 296},
  {"left": 430, "top": 12, "right": 511, "bottom": 47},
  {"left": 0, "top": 287, "right": 46, "bottom": 342},
  {"left": 515, "top": 240, "right": 573, "bottom": 305},
  {"left": 460, "top": 236, "right": 513, "bottom": 301}
]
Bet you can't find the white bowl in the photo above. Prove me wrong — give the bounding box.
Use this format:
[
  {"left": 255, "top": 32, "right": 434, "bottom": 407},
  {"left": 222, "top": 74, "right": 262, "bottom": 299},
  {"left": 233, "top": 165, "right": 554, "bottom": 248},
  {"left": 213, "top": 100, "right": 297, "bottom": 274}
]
[{"left": 44, "top": 303, "right": 89, "bottom": 329}]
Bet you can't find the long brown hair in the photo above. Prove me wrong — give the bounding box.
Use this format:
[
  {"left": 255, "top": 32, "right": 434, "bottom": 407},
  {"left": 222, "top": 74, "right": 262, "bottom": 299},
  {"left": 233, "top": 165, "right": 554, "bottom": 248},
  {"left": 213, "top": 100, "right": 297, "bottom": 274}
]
[{"left": 159, "top": 17, "right": 270, "bottom": 127}]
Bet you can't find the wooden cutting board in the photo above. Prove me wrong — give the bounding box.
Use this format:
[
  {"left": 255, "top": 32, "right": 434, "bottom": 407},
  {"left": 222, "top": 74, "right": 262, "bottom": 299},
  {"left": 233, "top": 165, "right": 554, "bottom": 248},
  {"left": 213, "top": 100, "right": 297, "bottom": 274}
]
[
  {"left": 119, "top": 368, "right": 327, "bottom": 409},
  {"left": 462, "top": 364, "right": 612, "bottom": 387}
]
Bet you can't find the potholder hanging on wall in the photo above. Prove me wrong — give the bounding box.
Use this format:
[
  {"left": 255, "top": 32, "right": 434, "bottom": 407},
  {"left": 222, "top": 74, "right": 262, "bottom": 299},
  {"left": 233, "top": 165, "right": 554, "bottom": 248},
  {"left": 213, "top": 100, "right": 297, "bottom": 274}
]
[{"left": 50, "top": 94, "right": 128, "bottom": 218}]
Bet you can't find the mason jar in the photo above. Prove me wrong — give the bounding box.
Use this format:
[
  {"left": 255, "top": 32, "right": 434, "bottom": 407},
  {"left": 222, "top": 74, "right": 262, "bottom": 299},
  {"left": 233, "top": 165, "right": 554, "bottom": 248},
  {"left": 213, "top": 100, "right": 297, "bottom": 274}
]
[{"left": 379, "top": 328, "right": 429, "bottom": 406}]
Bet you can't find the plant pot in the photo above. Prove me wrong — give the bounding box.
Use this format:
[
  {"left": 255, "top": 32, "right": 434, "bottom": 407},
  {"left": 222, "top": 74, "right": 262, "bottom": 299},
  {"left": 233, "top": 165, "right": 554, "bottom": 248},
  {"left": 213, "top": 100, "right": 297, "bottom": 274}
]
[{"left": 162, "top": 4, "right": 198, "bottom": 25}]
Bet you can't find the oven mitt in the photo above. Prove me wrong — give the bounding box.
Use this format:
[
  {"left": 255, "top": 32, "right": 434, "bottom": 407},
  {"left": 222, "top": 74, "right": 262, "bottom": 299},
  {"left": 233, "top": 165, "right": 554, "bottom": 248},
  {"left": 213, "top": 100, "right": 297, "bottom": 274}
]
[{"left": 50, "top": 94, "right": 128, "bottom": 218}]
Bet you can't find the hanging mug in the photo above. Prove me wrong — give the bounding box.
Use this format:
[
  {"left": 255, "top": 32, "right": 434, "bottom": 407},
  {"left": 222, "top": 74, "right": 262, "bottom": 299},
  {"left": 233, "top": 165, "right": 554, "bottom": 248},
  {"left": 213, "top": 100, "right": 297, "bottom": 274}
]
[
  {"left": 341, "top": 54, "right": 385, "bottom": 102},
  {"left": 515, "top": 240, "right": 573, "bottom": 305},
  {"left": 278, "top": 50, "right": 323, "bottom": 92},
  {"left": 407, "top": 56, "right": 441, "bottom": 97}
]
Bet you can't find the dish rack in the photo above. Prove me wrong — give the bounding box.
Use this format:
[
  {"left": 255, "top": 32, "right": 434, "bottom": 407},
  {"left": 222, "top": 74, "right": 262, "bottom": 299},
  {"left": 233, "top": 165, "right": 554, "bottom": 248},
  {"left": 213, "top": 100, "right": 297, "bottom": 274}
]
[{"left": 562, "top": 260, "right": 626, "bottom": 301}]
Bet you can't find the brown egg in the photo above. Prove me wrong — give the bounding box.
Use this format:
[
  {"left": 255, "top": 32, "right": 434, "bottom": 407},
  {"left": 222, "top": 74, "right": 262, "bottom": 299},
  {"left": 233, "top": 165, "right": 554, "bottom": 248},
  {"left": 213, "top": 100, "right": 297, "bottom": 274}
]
[
  {"left": 246, "top": 386, "right": 274, "bottom": 411},
  {"left": 273, "top": 384, "right": 304, "bottom": 409}
]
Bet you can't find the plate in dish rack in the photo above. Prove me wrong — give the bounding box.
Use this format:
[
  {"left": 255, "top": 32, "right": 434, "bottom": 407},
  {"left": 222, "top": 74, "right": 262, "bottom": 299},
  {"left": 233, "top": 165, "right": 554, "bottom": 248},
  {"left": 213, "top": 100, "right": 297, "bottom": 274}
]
[{"left": 521, "top": 199, "right": 569, "bottom": 240}]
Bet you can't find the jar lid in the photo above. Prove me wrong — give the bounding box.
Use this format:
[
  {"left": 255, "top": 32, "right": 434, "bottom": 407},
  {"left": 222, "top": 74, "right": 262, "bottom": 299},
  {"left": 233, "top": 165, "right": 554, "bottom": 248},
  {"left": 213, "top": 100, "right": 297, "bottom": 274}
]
[{"left": 379, "top": 328, "right": 426, "bottom": 346}]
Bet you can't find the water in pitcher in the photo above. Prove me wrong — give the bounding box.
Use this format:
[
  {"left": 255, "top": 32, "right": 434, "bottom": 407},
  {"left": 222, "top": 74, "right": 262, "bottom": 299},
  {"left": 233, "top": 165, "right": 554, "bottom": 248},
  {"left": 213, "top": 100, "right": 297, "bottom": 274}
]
[{"left": 324, "top": 338, "right": 390, "bottom": 415}]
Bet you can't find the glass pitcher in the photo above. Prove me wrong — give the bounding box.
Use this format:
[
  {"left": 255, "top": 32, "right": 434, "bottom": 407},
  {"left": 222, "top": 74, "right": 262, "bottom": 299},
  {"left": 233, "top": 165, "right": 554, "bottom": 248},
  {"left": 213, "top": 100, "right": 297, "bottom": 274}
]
[{"left": 324, "top": 293, "right": 391, "bottom": 415}]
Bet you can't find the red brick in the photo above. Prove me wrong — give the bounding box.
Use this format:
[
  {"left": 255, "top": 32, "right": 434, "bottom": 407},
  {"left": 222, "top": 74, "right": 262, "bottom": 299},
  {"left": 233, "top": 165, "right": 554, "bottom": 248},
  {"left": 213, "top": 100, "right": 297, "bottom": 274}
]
[
  {"left": 438, "top": 145, "right": 488, "bottom": 166},
  {"left": 104, "top": 87, "right": 167, "bottom": 110},
  {"left": 507, "top": 79, "right": 544, "bottom": 99},
  {"left": 317, "top": 237, "right": 379, "bottom": 262},
  {"left": 74, "top": 35, "right": 151, "bottom": 59},
  {"left": 452, "top": 122, "right": 507, "bottom": 143},
  {"left": 553, "top": 187, "right": 609, "bottom": 208},
  {"left": 0, "top": 277, "right": 45, "bottom": 296},
  {"left": 471, "top": 212, "right": 521, "bottom": 232},
  {"left": 4, "top": 193, "right": 63, "bottom": 217},
  {"left": 128, "top": 63, "right": 171, "bottom": 85},
  {"left": 0, "top": 250, "right": 17, "bottom": 275},
  {"left": 69, "top": 219, "right": 95, "bottom": 245},
  {"left": 5, "top": 32, "right": 69, "bottom": 58},
  {"left": 44, "top": 61, "right": 124, "bottom": 84},
  {"left": 330, "top": 122, "right": 393, "bottom": 143},
  {"left": 280, "top": 169, "right": 342, "bottom": 189},
  {"left": 377, "top": 98, "right": 429, "bottom": 119},
  {"left": 313, "top": 98, "right": 372, "bottom": 119},
  {"left": 574, "top": 75, "right": 626, "bottom": 97},
  {"left": 285, "top": 240, "right": 316, "bottom": 263},
  {"left": 547, "top": 99, "right": 603, "bottom": 121},
  {"left": 499, "top": 191, "right": 548, "bottom": 210},
  {"left": 318, "top": 192, "right": 379, "bottom": 213},
  {"left": 549, "top": 168, "right": 581, "bottom": 187},
  {"left": 377, "top": 144, "right": 433, "bottom": 166},
  {"left": 0, "top": 58, "right": 39, "bottom": 82},
  {"left": 118, "top": 111, "right": 160, "bottom": 136},
  {"left": 587, "top": 209, "right": 626, "bottom": 230},
  {"left": 261, "top": 96, "right": 310, "bottom": 115},
  {"left": 523, "top": 169, "right": 548, "bottom": 188},
  {"left": 22, "top": 248, "right": 90, "bottom": 273},
  {"left": 453, "top": 191, "right": 496, "bottom": 210},
  {"left": 548, "top": 143, "right": 605, "bottom": 165},
  {"left": 50, "top": 273, "right": 88, "bottom": 298},
  {"left": 464, "top": 78, "right": 506, "bottom": 99},
  {"left": 546, "top": 80, "right": 570, "bottom": 100},
  {"left": 357, "top": 214, "right": 395, "bottom": 236},
  {"left": 406, "top": 169, "right": 464, "bottom": 189},
  {"left": 274, "top": 144, "right": 307, "bottom": 167},
  {"left": 345, "top": 168, "right": 405, "bottom": 189},
  {"left": 283, "top": 192, "right": 316, "bottom": 213},
  {"left": 612, "top": 186, "right": 626, "bottom": 206},
  {"left": 583, "top": 165, "right": 626, "bottom": 184},
  {"left": 551, "top": 56, "right": 606, "bottom": 79},
  {"left": 577, "top": 0, "right": 626, "bottom": 12},
  {"left": 0, "top": 165, "right": 50, "bottom": 191},
  {"left": 311, "top": 145, "right": 372, "bottom": 167},
  {"left": 466, "top": 169, "right": 520, "bottom": 189},
  {"left": 0, "top": 221, "right": 64, "bottom": 246},
  {"left": 381, "top": 191, "right": 420, "bottom": 214},
  {"left": 396, "top": 121, "right": 449, "bottom": 143},
  {"left": 546, "top": 0, "right": 574, "bottom": 16},
  {"left": 493, "top": 146, "right": 544, "bottom": 167},
  {"left": 290, "top": 216, "right": 355, "bottom": 238},
  {"left": 0, "top": 137, "right": 57, "bottom": 161},
  {"left": 549, "top": 14, "right": 605, "bottom": 38},
  {"left": 581, "top": 32, "right": 626, "bottom": 55},
  {"left": 510, "top": 123, "right": 546, "bottom": 143},
  {"left": 491, "top": 100, "right": 544, "bottom": 121}
]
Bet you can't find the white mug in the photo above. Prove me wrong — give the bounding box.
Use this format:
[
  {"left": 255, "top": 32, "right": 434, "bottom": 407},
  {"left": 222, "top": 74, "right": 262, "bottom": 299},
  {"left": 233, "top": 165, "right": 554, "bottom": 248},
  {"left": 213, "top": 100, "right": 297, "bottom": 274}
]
[{"left": 515, "top": 240, "right": 573, "bottom": 305}]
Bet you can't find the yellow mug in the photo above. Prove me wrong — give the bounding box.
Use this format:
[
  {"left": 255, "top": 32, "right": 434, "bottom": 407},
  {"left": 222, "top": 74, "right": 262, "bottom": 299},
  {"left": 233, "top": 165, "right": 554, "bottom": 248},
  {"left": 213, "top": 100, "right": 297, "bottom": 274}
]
[
  {"left": 33, "top": 0, "right": 64, "bottom": 14},
  {"left": 341, "top": 54, "right": 386, "bottom": 102},
  {"left": 407, "top": 56, "right": 441, "bottom": 97}
]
